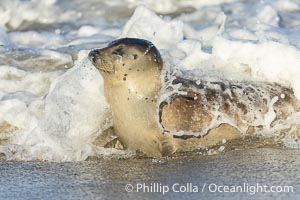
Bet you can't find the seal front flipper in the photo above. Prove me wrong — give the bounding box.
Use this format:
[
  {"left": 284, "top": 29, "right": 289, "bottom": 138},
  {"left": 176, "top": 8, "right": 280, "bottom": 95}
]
[
  {"left": 161, "top": 132, "right": 178, "bottom": 157},
  {"left": 136, "top": 138, "right": 163, "bottom": 158}
]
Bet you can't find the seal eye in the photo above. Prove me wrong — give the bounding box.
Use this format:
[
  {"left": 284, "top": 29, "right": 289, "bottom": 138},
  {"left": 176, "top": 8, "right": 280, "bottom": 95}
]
[{"left": 112, "top": 46, "right": 124, "bottom": 57}]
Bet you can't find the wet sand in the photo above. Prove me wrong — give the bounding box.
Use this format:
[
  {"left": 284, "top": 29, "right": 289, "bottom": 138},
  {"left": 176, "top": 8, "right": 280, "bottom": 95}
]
[{"left": 0, "top": 148, "right": 299, "bottom": 200}]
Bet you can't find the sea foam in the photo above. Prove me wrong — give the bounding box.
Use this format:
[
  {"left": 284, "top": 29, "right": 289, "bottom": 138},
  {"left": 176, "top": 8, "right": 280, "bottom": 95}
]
[{"left": 1, "top": 0, "right": 300, "bottom": 160}]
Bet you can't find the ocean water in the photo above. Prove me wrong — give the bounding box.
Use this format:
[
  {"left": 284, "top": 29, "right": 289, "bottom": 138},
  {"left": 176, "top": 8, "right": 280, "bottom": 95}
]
[{"left": 0, "top": 148, "right": 299, "bottom": 200}]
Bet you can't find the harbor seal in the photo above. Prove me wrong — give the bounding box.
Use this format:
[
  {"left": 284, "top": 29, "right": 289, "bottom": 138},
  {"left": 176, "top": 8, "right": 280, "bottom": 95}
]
[
  {"left": 89, "top": 38, "right": 165, "bottom": 157},
  {"left": 89, "top": 38, "right": 300, "bottom": 157}
]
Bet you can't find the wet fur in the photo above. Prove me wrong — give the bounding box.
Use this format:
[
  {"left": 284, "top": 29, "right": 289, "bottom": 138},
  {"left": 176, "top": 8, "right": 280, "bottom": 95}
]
[
  {"left": 160, "top": 77, "right": 300, "bottom": 135},
  {"left": 90, "top": 38, "right": 300, "bottom": 157}
]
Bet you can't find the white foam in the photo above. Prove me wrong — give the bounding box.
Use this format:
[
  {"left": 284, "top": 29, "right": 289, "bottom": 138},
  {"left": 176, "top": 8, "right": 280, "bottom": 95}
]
[
  {"left": 1, "top": 1, "right": 300, "bottom": 160},
  {"left": 272, "top": 0, "right": 300, "bottom": 12},
  {"left": 9, "top": 31, "right": 66, "bottom": 48},
  {"left": 212, "top": 37, "right": 300, "bottom": 99},
  {"left": 0, "top": 99, "right": 34, "bottom": 130},
  {"left": 121, "top": 5, "right": 184, "bottom": 49},
  {"left": 77, "top": 26, "right": 101, "bottom": 37},
  {"left": 0, "top": 51, "right": 116, "bottom": 161},
  {"left": 0, "top": 0, "right": 79, "bottom": 30},
  {"left": 0, "top": 65, "right": 62, "bottom": 96},
  {"left": 17, "top": 51, "right": 112, "bottom": 161},
  {"left": 264, "top": 96, "right": 279, "bottom": 130},
  {"left": 0, "top": 28, "right": 9, "bottom": 46}
]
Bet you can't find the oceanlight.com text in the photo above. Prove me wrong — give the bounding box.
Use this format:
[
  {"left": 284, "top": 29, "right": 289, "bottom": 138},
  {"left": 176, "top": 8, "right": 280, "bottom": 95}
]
[{"left": 125, "top": 182, "right": 293, "bottom": 195}]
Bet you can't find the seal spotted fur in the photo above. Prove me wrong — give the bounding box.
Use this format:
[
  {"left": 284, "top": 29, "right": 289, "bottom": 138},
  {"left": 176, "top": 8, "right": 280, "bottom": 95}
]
[{"left": 89, "top": 38, "right": 300, "bottom": 157}]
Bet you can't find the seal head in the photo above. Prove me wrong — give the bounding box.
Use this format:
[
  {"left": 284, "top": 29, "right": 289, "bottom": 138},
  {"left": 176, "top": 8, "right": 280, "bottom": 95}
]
[{"left": 89, "top": 38, "right": 162, "bottom": 79}]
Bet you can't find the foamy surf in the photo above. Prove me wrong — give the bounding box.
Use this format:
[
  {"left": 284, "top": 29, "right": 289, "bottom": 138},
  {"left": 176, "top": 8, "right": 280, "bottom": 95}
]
[{"left": 0, "top": 0, "right": 300, "bottom": 161}]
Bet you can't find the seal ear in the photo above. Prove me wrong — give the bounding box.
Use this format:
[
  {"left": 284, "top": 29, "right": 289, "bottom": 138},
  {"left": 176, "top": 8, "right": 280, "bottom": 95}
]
[
  {"left": 109, "top": 38, "right": 163, "bottom": 70},
  {"left": 88, "top": 49, "right": 99, "bottom": 63}
]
